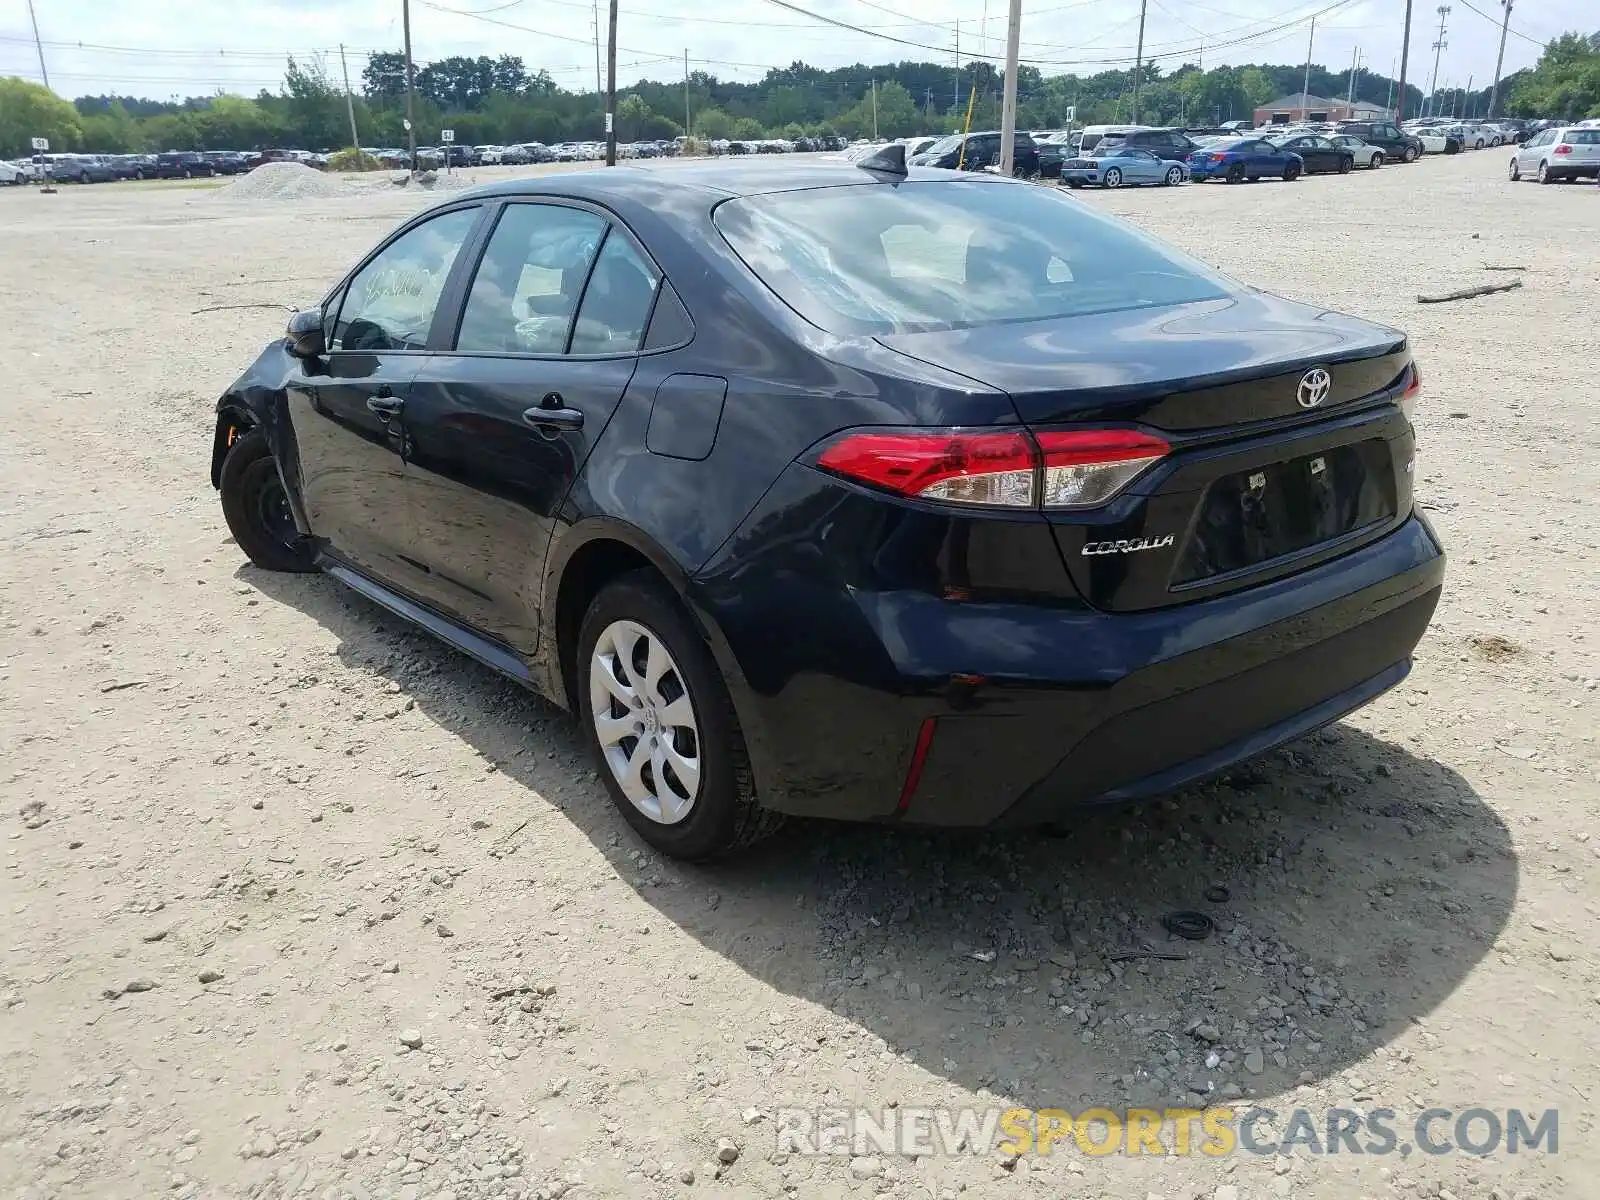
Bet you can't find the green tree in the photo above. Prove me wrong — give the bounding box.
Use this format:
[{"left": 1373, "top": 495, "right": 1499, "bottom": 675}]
[
  {"left": 694, "top": 106, "right": 734, "bottom": 139},
  {"left": 1508, "top": 32, "right": 1600, "bottom": 119},
  {"left": 0, "top": 76, "right": 84, "bottom": 156},
  {"left": 731, "top": 116, "right": 765, "bottom": 139}
]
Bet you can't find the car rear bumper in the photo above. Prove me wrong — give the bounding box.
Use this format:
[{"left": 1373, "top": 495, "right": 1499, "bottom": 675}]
[{"left": 696, "top": 511, "right": 1444, "bottom": 826}]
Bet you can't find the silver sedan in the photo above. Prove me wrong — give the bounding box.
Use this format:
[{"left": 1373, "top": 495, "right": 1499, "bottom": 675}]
[{"left": 1060, "top": 146, "right": 1188, "bottom": 189}]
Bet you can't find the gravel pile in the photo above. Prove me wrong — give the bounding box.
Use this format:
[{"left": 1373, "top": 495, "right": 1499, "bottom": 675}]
[{"left": 215, "top": 161, "right": 346, "bottom": 201}]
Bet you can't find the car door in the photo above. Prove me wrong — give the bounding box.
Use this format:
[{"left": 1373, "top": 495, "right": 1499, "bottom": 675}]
[
  {"left": 400, "top": 200, "right": 662, "bottom": 652},
  {"left": 1127, "top": 148, "right": 1160, "bottom": 182},
  {"left": 284, "top": 204, "right": 483, "bottom": 588}
]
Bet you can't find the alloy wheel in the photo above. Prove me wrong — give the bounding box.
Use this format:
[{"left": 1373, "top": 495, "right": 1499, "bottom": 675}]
[
  {"left": 1508, "top": 158, "right": 1519, "bottom": 180},
  {"left": 1103, "top": 167, "right": 1122, "bottom": 188},
  {"left": 1165, "top": 166, "right": 1182, "bottom": 186},
  {"left": 589, "top": 619, "right": 701, "bottom": 825}
]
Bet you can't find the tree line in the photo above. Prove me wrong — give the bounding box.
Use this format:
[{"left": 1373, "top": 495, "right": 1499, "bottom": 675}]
[{"left": 2, "top": 30, "right": 1596, "bottom": 160}]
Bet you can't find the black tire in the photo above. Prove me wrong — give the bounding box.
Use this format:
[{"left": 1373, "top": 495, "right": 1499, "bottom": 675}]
[
  {"left": 1226, "top": 164, "right": 1245, "bottom": 184},
  {"left": 1103, "top": 167, "right": 1123, "bottom": 188},
  {"left": 134, "top": 169, "right": 145, "bottom": 180},
  {"left": 182, "top": 168, "right": 193, "bottom": 179},
  {"left": 1338, "top": 155, "right": 1353, "bottom": 174},
  {"left": 1064, "top": 178, "right": 1083, "bottom": 188},
  {"left": 1370, "top": 153, "right": 1383, "bottom": 168},
  {"left": 577, "top": 572, "right": 780, "bottom": 861},
  {"left": 1538, "top": 161, "right": 1551, "bottom": 184},
  {"left": 1164, "top": 166, "right": 1183, "bottom": 186},
  {"left": 1282, "top": 161, "right": 1301, "bottom": 181},
  {"left": 1508, "top": 158, "right": 1520, "bottom": 181},
  {"left": 1403, "top": 145, "right": 1420, "bottom": 163},
  {"left": 219, "top": 429, "right": 316, "bottom": 573}
]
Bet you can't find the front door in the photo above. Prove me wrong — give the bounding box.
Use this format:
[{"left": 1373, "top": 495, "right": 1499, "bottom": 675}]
[
  {"left": 401, "top": 201, "right": 662, "bottom": 652},
  {"left": 285, "top": 204, "right": 482, "bottom": 586}
]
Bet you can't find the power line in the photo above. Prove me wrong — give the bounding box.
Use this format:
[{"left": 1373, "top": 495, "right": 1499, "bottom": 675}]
[{"left": 1453, "top": 0, "right": 1544, "bottom": 47}]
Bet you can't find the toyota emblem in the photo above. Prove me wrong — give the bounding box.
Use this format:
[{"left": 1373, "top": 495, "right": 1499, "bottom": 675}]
[{"left": 1297, "top": 368, "right": 1332, "bottom": 409}]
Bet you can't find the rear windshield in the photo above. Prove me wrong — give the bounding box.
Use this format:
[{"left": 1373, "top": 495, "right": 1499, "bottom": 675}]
[
  {"left": 1563, "top": 130, "right": 1600, "bottom": 144},
  {"left": 713, "top": 180, "right": 1235, "bottom": 336}
]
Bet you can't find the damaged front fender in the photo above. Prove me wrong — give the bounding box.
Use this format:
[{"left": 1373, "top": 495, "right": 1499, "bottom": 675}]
[{"left": 209, "top": 339, "right": 311, "bottom": 536}]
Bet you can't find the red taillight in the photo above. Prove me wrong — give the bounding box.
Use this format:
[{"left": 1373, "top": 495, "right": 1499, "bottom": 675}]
[
  {"left": 1400, "top": 361, "right": 1421, "bottom": 423},
  {"left": 816, "top": 430, "right": 1037, "bottom": 506},
  {"left": 1034, "top": 429, "right": 1171, "bottom": 508},
  {"left": 1554, "top": 144, "right": 1572, "bottom": 155},
  {"left": 817, "top": 427, "right": 1169, "bottom": 509}
]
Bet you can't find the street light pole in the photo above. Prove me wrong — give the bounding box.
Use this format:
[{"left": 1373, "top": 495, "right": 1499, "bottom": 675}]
[
  {"left": 1397, "top": 0, "right": 1414, "bottom": 121},
  {"left": 605, "top": 0, "right": 618, "bottom": 165},
  {"left": 1486, "top": 0, "right": 1513, "bottom": 118}
]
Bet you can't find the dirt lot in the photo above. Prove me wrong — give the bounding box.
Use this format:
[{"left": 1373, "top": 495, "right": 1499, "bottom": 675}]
[{"left": 1, "top": 152, "right": 1597, "bottom": 1200}]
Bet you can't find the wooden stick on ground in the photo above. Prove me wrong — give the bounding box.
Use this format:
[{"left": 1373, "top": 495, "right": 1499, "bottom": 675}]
[{"left": 1417, "top": 279, "right": 1523, "bottom": 304}]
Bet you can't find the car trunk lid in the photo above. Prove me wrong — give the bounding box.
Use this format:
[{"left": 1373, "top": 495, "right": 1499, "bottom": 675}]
[{"left": 874, "top": 294, "right": 1415, "bottom": 612}]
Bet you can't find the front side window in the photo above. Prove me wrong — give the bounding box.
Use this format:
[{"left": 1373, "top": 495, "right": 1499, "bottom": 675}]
[
  {"left": 332, "top": 207, "right": 479, "bottom": 352},
  {"left": 715, "top": 180, "right": 1236, "bottom": 336},
  {"left": 456, "top": 204, "right": 607, "bottom": 354}
]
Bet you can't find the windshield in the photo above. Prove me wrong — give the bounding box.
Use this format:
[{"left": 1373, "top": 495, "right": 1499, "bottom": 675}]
[
  {"left": 714, "top": 180, "right": 1236, "bottom": 336},
  {"left": 922, "top": 135, "right": 963, "bottom": 156}
]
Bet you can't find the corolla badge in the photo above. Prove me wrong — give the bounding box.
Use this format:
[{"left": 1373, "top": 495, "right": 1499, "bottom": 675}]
[
  {"left": 1297, "top": 367, "right": 1333, "bottom": 409},
  {"left": 1082, "top": 535, "right": 1175, "bottom": 556}
]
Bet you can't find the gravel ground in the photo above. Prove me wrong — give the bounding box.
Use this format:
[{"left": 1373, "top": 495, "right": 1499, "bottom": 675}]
[{"left": 1, "top": 151, "right": 1597, "bottom": 1200}]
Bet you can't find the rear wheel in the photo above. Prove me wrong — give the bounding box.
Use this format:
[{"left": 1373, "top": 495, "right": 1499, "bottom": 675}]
[
  {"left": 1103, "top": 167, "right": 1123, "bottom": 188},
  {"left": 1282, "top": 161, "right": 1301, "bottom": 181},
  {"left": 219, "top": 430, "right": 317, "bottom": 573},
  {"left": 1164, "top": 165, "right": 1183, "bottom": 186},
  {"left": 1226, "top": 163, "right": 1245, "bottom": 184},
  {"left": 1338, "top": 155, "right": 1353, "bottom": 174},
  {"left": 1538, "top": 161, "right": 1551, "bottom": 184},
  {"left": 1508, "top": 157, "right": 1520, "bottom": 181},
  {"left": 578, "top": 573, "right": 779, "bottom": 861},
  {"left": 1402, "top": 145, "right": 1420, "bottom": 163},
  {"left": 1370, "top": 152, "right": 1383, "bottom": 168}
]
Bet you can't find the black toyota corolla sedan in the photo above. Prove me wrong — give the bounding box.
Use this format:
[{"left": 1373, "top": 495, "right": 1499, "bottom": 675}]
[{"left": 210, "top": 153, "right": 1443, "bottom": 860}]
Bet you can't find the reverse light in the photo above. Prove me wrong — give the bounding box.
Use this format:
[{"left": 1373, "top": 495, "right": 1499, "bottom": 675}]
[
  {"left": 816, "top": 427, "right": 1169, "bottom": 510},
  {"left": 1035, "top": 429, "right": 1171, "bottom": 508}
]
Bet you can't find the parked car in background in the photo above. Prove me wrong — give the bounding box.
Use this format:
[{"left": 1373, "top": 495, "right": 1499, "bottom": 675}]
[
  {"left": 1060, "top": 145, "right": 1188, "bottom": 188},
  {"left": 40, "top": 153, "right": 95, "bottom": 183},
  {"left": 204, "top": 151, "right": 251, "bottom": 175},
  {"left": 0, "top": 159, "right": 25, "bottom": 185},
  {"left": 1325, "top": 133, "right": 1384, "bottom": 169},
  {"left": 209, "top": 158, "right": 1441, "bottom": 861},
  {"left": 1187, "top": 138, "right": 1305, "bottom": 183},
  {"left": 1510, "top": 126, "right": 1600, "bottom": 183},
  {"left": 1402, "top": 125, "right": 1462, "bottom": 154},
  {"left": 1095, "top": 126, "right": 1201, "bottom": 161},
  {"left": 1266, "top": 133, "right": 1355, "bottom": 174},
  {"left": 908, "top": 130, "right": 1040, "bottom": 176},
  {"left": 155, "top": 151, "right": 215, "bottom": 179},
  {"left": 1336, "top": 120, "right": 1423, "bottom": 163}
]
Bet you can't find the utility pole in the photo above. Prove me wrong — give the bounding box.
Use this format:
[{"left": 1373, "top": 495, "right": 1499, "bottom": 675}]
[
  {"left": 24, "top": 0, "right": 48, "bottom": 90},
  {"left": 1460, "top": 72, "right": 1471, "bottom": 116},
  {"left": 1397, "top": 0, "right": 1413, "bottom": 121},
  {"left": 402, "top": 0, "right": 418, "bottom": 171},
  {"left": 339, "top": 44, "right": 361, "bottom": 151},
  {"left": 953, "top": 21, "right": 960, "bottom": 112},
  {"left": 605, "top": 0, "right": 618, "bottom": 165},
  {"left": 998, "top": 0, "right": 1022, "bottom": 174},
  {"left": 1426, "top": 5, "right": 1449, "bottom": 118},
  {"left": 1486, "top": 0, "right": 1512, "bottom": 117},
  {"left": 1131, "top": 0, "right": 1147, "bottom": 124},
  {"left": 1346, "top": 46, "right": 1361, "bottom": 108},
  {"left": 871, "top": 78, "right": 879, "bottom": 139},
  {"left": 1301, "top": 15, "right": 1316, "bottom": 118},
  {"left": 592, "top": 0, "right": 604, "bottom": 115},
  {"left": 684, "top": 49, "right": 691, "bottom": 139},
  {"left": 1386, "top": 57, "right": 1396, "bottom": 112}
]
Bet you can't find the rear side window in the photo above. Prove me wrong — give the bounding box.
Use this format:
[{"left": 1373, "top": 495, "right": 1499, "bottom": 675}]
[
  {"left": 569, "top": 231, "right": 661, "bottom": 355},
  {"left": 456, "top": 203, "right": 607, "bottom": 354},
  {"left": 332, "top": 206, "right": 479, "bottom": 352},
  {"left": 715, "top": 180, "right": 1234, "bottom": 336}
]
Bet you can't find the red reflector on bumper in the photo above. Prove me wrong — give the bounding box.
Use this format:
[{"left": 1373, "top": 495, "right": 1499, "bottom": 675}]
[{"left": 896, "top": 717, "right": 939, "bottom": 813}]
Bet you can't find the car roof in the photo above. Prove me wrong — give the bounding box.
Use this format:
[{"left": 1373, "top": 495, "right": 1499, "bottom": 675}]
[{"left": 456, "top": 160, "right": 1015, "bottom": 202}]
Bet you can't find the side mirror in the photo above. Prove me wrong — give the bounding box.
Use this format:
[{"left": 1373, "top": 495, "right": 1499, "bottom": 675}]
[{"left": 286, "top": 309, "right": 326, "bottom": 359}]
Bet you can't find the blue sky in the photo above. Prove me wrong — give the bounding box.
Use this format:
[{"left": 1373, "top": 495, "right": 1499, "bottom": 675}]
[{"left": 1, "top": 0, "right": 1587, "bottom": 100}]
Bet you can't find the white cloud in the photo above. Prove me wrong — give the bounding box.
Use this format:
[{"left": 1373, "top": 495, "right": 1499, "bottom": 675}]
[{"left": 1, "top": 0, "right": 1586, "bottom": 100}]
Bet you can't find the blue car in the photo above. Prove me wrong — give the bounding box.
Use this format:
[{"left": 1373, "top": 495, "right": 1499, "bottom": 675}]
[
  {"left": 1188, "top": 137, "right": 1305, "bottom": 183},
  {"left": 1060, "top": 146, "right": 1189, "bottom": 188}
]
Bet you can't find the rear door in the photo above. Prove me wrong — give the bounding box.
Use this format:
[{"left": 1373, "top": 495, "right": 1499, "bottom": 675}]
[
  {"left": 285, "top": 204, "right": 483, "bottom": 586},
  {"left": 400, "top": 200, "right": 661, "bottom": 651}
]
